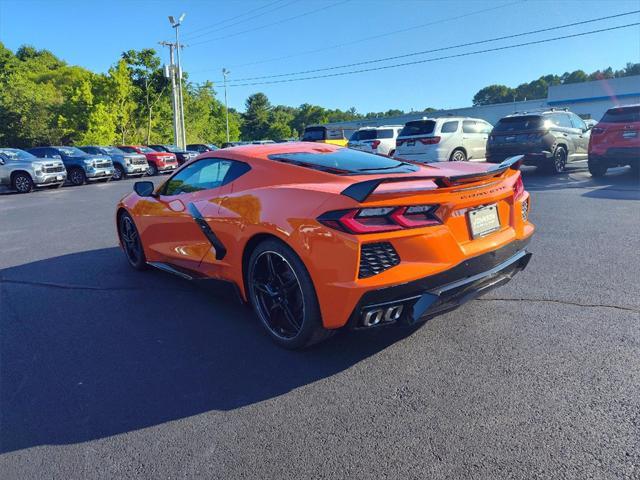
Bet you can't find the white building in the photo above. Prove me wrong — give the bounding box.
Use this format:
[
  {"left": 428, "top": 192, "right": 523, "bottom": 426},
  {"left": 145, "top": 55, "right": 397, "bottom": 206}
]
[{"left": 323, "top": 75, "right": 640, "bottom": 129}]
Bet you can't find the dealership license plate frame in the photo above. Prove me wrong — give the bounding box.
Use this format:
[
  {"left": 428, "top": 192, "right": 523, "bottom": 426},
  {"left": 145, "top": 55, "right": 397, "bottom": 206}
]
[{"left": 468, "top": 204, "right": 501, "bottom": 239}]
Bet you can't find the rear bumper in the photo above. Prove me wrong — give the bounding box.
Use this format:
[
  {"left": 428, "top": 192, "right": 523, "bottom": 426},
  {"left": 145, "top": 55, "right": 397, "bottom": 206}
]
[
  {"left": 348, "top": 239, "right": 531, "bottom": 329},
  {"left": 487, "top": 150, "right": 552, "bottom": 164},
  {"left": 590, "top": 148, "right": 640, "bottom": 166},
  {"left": 158, "top": 164, "right": 178, "bottom": 172}
]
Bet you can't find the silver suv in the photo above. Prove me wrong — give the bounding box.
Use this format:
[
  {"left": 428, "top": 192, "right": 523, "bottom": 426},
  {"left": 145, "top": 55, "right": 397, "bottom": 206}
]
[{"left": 0, "top": 148, "right": 66, "bottom": 193}]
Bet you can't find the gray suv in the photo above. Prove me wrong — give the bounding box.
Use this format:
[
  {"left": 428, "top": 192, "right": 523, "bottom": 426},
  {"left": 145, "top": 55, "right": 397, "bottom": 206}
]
[
  {"left": 486, "top": 109, "right": 590, "bottom": 174},
  {"left": 79, "top": 146, "right": 148, "bottom": 180},
  {"left": 0, "top": 148, "right": 66, "bottom": 193},
  {"left": 28, "top": 146, "right": 114, "bottom": 186}
]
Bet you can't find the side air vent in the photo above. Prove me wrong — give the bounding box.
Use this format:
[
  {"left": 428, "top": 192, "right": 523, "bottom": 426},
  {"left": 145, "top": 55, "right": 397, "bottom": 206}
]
[{"left": 359, "top": 242, "right": 400, "bottom": 278}]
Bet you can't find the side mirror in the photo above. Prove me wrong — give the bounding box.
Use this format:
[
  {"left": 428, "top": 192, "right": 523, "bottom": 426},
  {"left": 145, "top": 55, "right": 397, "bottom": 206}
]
[
  {"left": 134, "top": 181, "right": 156, "bottom": 197},
  {"left": 53, "top": 154, "right": 62, "bottom": 160},
  {"left": 0, "top": 157, "right": 5, "bottom": 165}
]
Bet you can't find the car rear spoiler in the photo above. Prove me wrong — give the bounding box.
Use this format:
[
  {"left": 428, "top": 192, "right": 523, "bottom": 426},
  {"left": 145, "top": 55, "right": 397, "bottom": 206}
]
[{"left": 340, "top": 155, "right": 524, "bottom": 202}]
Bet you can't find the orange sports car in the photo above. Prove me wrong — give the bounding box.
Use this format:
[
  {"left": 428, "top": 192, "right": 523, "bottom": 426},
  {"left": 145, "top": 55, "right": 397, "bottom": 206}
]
[{"left": 116, "top": 142, "right": 534, "bottom": 348}]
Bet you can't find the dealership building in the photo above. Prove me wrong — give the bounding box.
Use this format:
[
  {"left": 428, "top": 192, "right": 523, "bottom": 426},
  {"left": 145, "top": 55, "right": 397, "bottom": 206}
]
[{"left": 323, "top": 75, "right": 640, "bottom": 129}]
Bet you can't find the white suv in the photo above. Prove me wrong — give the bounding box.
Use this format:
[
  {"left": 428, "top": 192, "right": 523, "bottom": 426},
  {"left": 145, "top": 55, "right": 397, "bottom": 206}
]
[
  {"left": 348, "top": 125, "right": 402, "bottom": 156},
  {"left": 394, "top": 117, "right": 492, "bottom": 162}
]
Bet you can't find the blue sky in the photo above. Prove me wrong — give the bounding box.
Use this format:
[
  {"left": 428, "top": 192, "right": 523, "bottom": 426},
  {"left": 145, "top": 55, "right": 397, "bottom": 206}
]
[{"left": 1, "top": 0, "right": 638, "bottom": 113}]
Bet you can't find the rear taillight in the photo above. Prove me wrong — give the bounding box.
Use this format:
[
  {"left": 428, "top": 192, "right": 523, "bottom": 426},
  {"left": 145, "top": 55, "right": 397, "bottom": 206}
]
[
  {"left": 592, "top": 127, "right": 605, "bottom": 135},
  {"left": 418, "top": 136, "right": 441, "bottom": 145},
  {"left": 514, "top": 175, "right": 525, "bottom": 200},
  {"left": 318, "top": 205, "right": 440, "bottom": 234},
  {"left": 396, "top": 139, "right": 405, "bottom": 147},
  {"left": 371, "top": 140, "right": 381, "bottom": 149}
]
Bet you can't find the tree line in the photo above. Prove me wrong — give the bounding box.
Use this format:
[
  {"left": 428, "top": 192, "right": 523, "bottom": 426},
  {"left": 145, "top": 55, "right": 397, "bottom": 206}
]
[
  {"left": 1, "top": 42, "right": 638, "bottom": 147},
  {"left": 472, "top": 63, "right": 640, "bottom": 106}
]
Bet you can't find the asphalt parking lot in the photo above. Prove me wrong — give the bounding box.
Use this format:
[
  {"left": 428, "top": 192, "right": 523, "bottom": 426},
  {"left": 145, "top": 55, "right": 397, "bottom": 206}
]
[{"left": 1, "top": 163, "right": 639, "bottom": 479}]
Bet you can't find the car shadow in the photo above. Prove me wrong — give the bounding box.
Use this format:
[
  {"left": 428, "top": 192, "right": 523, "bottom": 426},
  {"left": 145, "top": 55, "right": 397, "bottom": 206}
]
[
  {"left": 520, "top": 164, "right": 640, "bottom": 200},
  {"left": 0, "top": 248, "right": 417, "bottom": 453}
]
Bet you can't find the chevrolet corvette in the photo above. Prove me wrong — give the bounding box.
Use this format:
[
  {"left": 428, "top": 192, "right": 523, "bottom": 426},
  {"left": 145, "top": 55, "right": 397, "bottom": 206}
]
[{"left": 116, "top": 142, "right": 534, "bottom": 348}]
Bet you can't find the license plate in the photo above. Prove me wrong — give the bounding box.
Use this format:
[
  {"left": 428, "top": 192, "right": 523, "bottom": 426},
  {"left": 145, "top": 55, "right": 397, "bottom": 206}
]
[
  {"left": 56, "top": 175, "right": 63, "bottom": 181},
  {"left": 623, "top": 131, "right": 637, "bottom": 138},
  {"left": 468, "top": 204, "right": 500, "bottom": 238}
]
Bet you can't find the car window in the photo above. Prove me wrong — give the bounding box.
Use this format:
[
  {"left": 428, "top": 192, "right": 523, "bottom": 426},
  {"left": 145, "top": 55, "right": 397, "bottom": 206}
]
[
  {"left": 549, "top": 113, "right": 573, "bottom": 129},
  {"left": 494, "top": 116, "right": 543, "bottom": 132},
  {"left": 601, "top": 106, "right": 640, "bottom": 123},
  {"left": 326, "top": 128, "right": 345, "bottom": 140},
  {"left": 462, "top": 120, "right": 478, "bottom": 134},
  {"left": 399, "top": 120, "right": 436, "bottom": 137},
  {"left": 570, "top": 114, "right": 587, "bottom": 130},
  {"left": 0, "top": 148, "right": 37, "bottom": 161},
  {"left": 349, "top": 131, "right": 360, "bottom": 141},
  {"left": 357, "top": 130, "right": 377, "bottom": 141},
  {"left": 163, "top": 159, "right": 233, "bottom": 196},
  {"left": 377, "top": 129, "right": 394, "bottom": 139},
  {"left": 479, "top": 122, "right": 493, "bottom": 134},
  {"left": 440, "top": 121, "right": 459, "bottom": 133},
  {"left": 302, "top": 128, "right": 326, "bottom": 141}
]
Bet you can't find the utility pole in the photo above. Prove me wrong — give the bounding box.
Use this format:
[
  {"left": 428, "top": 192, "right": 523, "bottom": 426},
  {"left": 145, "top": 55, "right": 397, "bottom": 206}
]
[
  {"left": 160, "top": 41, "right": 180, "bottom": 148},
  {"left": 166, "top": 13, "right": 186, "bottom": 149},
  {"left": 222, "top": 68, "right": 230, "bottom": 143}
]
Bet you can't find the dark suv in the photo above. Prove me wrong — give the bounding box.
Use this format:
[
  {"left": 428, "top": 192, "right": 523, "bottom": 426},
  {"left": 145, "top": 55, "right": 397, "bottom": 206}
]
[{"left": 486, "top": 109, "right": 590, "bottom": 173}]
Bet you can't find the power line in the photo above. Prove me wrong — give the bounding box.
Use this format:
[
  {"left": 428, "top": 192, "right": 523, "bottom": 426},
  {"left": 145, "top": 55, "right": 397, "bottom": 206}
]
[
  {"left": 189, "top": 0, "right": 351, "bottom": 47},
  {"left": 217, "top": 10, "right": 640, "bottom": 83},
  {"left": 221, "top": 0, "right": 523, "bottom": 70},
  {"left": 223, "top": 22, "right": 639, "bottom": 87},
  {"left": 183, "top": 0, "right": 299, "bottom": 41}
]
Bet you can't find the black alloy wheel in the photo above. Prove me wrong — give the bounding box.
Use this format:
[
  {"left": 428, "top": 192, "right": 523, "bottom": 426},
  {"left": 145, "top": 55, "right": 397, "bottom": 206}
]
[
  {"left": 12, "top": 172, "right": 34, "bottom": 193},
  {"left": 119, "top": 212, "right": 147, "bottom": 270},
  {"left": 252, "top": 251, "right": 305, "bottom": 340},
  {"left": 551, "top": 146, "right": 567, "bottom": 174},
  {"left": 113, "top": 164, "right": 125, "bottom": 180},
  {"left": 247, "top": 239, "right": 333, "bottom": 349},
  {"left": 69, "top": 168, "right": 86, "bottom": 186}
]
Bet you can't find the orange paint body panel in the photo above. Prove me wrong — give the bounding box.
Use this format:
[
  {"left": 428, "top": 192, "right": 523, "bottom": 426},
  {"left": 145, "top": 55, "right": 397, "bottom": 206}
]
[{"left": 118, "top": 143, "right": 534, "bottom": 330}]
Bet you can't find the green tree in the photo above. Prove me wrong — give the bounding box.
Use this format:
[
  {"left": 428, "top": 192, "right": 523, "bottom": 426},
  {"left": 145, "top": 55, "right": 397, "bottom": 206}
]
[
  {"left": 77, "top": 103, "right": 117, "bottom": 145},
  {"left": 108, "top": 60, "right": 136, "bottom": 144},
  {"left": 562, "top": 70, "right": 588, "bottom": 84},
  {"left": 472, "top": 84, "right": 515, "bottom": 105},
  {"left": 242, "top": 92, "right": 272, "bottom": 140},
  {"left": 267, "top": 106, "right": 295, "bottom": 140}
]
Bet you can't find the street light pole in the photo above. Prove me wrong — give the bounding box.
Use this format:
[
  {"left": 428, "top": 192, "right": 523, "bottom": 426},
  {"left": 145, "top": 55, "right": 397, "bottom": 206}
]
[{"left": 222, "top": 68, "right": 230, "bottom": 143}]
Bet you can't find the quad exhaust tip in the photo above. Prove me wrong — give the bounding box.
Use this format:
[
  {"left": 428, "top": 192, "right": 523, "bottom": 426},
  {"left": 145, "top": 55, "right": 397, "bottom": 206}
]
[{"left": 362, "top": 305, "right": 404, "bottom": 327}]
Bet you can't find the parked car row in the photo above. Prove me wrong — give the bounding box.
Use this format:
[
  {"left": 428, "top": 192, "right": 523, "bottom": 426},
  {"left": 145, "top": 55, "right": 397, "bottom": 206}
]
[
  {"left": 318, "top": 105, "right": 639, "bottom": 177},
  {"left": 0, "top": 142, "right": 222, "bottom": 193}
]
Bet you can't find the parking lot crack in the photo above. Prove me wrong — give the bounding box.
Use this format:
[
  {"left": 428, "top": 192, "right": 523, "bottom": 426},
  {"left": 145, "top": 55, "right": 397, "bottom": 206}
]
[{"left": 478, "top": 296, "right": 640, "bottom": 313}]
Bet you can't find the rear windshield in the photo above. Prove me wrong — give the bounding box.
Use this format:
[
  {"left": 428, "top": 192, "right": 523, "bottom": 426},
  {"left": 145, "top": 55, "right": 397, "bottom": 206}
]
[
  {"left": 601, "top": 106, "right": 640, "bottom": 123},
  {"left": 268, "top": 148, "right": 418, "bottom": 175},
  {"left": 399, "top": 120, "right": 436, "bottom": 137},
  {"left": 358, "top": 130, "right": 378, "bottom": 141},
  {"left": 302, "top": 127, "right": 325, "bottom": 141},
  {"left": 493, "top": 116, "right": 543, "bottom": 132}
]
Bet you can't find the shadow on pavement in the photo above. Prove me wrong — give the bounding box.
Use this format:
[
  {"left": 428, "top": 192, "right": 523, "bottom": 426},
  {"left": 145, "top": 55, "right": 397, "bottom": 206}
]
[
  {"left": 521, "top": 164, "right": 640, "bottom": 200},
  {"left": 0, "top": 248, "right": 416, "bottom": 453}
]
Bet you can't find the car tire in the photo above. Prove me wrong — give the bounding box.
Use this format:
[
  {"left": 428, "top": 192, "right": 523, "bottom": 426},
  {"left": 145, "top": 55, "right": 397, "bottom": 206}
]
[
  {"left": 113, "top": 164, "right": 125, "bottom": 181},
  {"left": 247, "top": 238, "right": 334, "bottom": 349},
  {"left": 588, "top": 156, "right": 608, "bottom": 178},
  {"left": 449, "top": 148, "right": 467, "bottom": 162},
  {"left": 12, "top": 172, "right": 34, "bottom": 193},
  {"left": 147, "top": 163, "right": 158, "bottom": 176},
  {"left": 547, "top": 146, "right": 567, "bottom": 174},
  {"left": 388, "top": 149, "right": 396, "bottom": 158},
  {"left": 68, "top": 168, "right": 86, "bottom": 186},
  {"left": 118, "top": 211, "right": 148, "bottom": 270}
]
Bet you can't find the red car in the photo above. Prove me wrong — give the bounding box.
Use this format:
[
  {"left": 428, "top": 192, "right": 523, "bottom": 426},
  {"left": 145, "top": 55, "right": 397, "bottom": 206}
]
[
  {"left": 118, "top": 145, "right": 179, "bottom": 176},
  {"left": 588, "top": 104, "right": 640, "bottom": 177}
]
